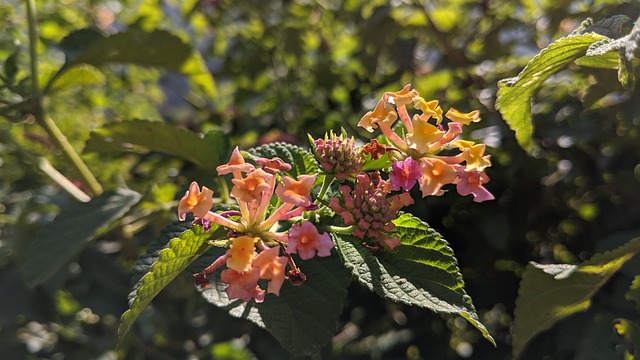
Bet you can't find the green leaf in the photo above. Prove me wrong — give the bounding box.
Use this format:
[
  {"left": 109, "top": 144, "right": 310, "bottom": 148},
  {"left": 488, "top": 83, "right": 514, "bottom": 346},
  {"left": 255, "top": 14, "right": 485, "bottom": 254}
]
[
  {"left": 613, "top": 319, "right": 640, "bottom": 358},
  {"left": 45, "top": 28, "right": 216, "bottom": 99},
  {"left": 199, "top": 252, "right": 351, "bottom": 355},
  {"left": 45, "top": 64, "right": 106, "bottom": 93},
  {"left": 495, "top": 32, "right": 608, "bottom": 151},
  {"left": 22, "top": 188, "right": 141, "bottom": 287},
  {"left": 574, "top": 51, "right": 620, "bottom": 68},
  {"left": 117, "top": 223, "right": 218, "bottom": 346},
  {"left": 3, "top": 49, "right": 20, "bottom": 84},
  {"left": 333, "top": 213, "right": 495, "bottom": 345},
  {"left": 84, "top": 120, "right": 229, "bottom": 171},
  {"left": 512, "top": 237, "right": 640, "bottom": 357},
  {"left": 625, "top": 275, "right": 640, "bottom": 310},
  {"left": 246, "top": 142, "right": 319, "bottom": 178}
]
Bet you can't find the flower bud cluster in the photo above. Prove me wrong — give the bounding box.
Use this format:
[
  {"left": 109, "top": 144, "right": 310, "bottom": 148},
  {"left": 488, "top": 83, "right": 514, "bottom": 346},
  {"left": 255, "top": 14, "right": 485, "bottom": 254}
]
[{"left": 312, "top": 130, "right": 363, "bottom": 181}]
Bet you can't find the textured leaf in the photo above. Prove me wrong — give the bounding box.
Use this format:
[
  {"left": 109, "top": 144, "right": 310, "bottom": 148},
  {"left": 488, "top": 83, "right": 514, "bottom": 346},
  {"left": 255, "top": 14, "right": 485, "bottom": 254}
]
[
  {"left": 512, "top": 237, "right": 640, "bottom": 357},
  {"left": 496, "top": 32, "right": 607, "bottom": 151},
  {"left": 45, "top": 28, "right": 216, "bottom": 98},
  {"left": 22, "top": 189, "right": 141, "bottom": 287},
  {"left": 199, "top": 252, "right": 351, "bottom": 355},
  {"left": 246, "top": 142, "right": 319, "bottom": 178},
  {"left": 333, "top": 213, "right": 495, "bottom": 345},
  {"left": 117, "top": 223, "right": 218, "bottom": 346},
  {"left": 626, "top": 275, "right": 640, "bottom": 310},
  {"left": 84, "top": 120, "right": 229, "bottom": 171}
]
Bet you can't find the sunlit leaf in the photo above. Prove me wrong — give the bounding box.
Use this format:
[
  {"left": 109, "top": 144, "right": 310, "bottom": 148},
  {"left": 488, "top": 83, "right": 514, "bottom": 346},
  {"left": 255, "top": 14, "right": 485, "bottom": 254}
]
[
  {"left": 22, "top": 189, "right": 141, "bottom": 287},
  {"left": 626, "top": 275, "right": 640, "bottom": 310},
  {"left": 496, "top": 32, "right": 607, "bottom": 151},
  {"left": 512, "top": 237, "right": 640, "bottom": 357},
  {"left": 45, "top": 64, "right": 106, "bottom": 92},
  {"left": 333, "top": 213, "right": 495, "bottom": 345},
  {"left": 117, "top": 223, "right": 218, "bottom": 347},
  {"left": 84, "top": 120, "right": 229, "bottom": 171},
  {"left": 45, "top": 28, "right": 216, "bottom": 98}
]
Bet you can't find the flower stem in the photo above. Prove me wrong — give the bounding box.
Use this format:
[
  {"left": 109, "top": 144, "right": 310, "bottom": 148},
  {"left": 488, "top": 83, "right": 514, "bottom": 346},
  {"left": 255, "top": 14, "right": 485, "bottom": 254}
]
[
  {"left": 327, "top": 225, "right": 355, "bottom": 235},
  {"left": 317, "top": 174, "right": 334, "bottom": 200},
  {"left": 24, "top": 0, "right": 103, "bottom": 196}
]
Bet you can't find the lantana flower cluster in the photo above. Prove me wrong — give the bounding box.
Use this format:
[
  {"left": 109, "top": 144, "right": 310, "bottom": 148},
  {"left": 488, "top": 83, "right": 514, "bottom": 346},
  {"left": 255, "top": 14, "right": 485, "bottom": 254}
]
[
  {"left": 313, "top": 84, "right": 494, "bottom": 250},
  {"left": 178, "top": 84, "right": 493, "bottom": 303},
  {"left": 178, "top": 147, "right": 334, "bottom": 303}
]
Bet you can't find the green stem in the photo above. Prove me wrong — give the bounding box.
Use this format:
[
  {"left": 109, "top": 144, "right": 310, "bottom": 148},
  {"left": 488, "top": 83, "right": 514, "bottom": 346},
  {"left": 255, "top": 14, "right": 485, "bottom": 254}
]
[
  {"left": 317, "top": 174, "right": 334, "bottom": 200},
  {"left": 327, "top": 225, "right": 355, "bottom": 235},
  {"left": 24, "top": 0, "right": 103, "bottom": 196}
]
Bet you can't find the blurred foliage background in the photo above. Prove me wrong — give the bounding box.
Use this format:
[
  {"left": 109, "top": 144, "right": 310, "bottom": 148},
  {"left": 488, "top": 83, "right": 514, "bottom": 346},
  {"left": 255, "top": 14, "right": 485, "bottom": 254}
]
[{"left": 1, "top": 0, "right": 640, "bottom": 359}]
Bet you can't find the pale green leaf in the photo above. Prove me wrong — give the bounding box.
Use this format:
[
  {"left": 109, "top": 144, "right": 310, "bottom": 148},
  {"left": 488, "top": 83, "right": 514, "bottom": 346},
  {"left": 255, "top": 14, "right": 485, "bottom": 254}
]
[
  {"left": 45, "top": 64, "right": 106, "bottom": 92},
  {"left": 45, "top": 28, "right": 216, "bottom": 99},
  {"left": 513, "top": 237, "right": 640, "bottom": 357},
  {"left": 84, "top": 120, "right": 229, "bottom": 171},
  {"left": 496, "top": 32, "right": 608, "bottom": 151},
  {"left": 117, "top": 223, "right": 218, "bottom": 346},
  {"left": 22, "top": 189, "right": 141, "bottom": 287},
  {"left": 334, "top": 213, "right": 495, "bottom": 345}
]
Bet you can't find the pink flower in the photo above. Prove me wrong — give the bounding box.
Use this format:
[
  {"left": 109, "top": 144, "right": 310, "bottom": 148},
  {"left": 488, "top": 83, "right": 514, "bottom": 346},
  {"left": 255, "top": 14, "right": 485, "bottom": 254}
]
[
  {"left": 287, "top": 221, "right": 334, "bottom": 260},
  {"left": 454, "top": 166, "right": 494, "bottom": 202},
  {"left": 389, "top": 157, "right": 421, "bottom": 191},
  {"left": 220, "top": 267, "right": 265, "bottom": 303}
]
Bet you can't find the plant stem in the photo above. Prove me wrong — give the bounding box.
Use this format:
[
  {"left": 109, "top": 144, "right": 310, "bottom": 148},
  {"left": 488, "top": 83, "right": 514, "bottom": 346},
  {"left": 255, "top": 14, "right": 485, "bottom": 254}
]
[
  {"left": 24, "top": 0, "right": 103, "bottom": 196},
  {"left": 317, "top": 174, "right": 334, "bottom": 200}
]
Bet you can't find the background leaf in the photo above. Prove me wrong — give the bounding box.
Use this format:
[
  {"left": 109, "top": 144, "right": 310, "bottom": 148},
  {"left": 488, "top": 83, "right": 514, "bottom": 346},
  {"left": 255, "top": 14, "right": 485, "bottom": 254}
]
[
  {"left": 45, "top": 28, "right": 216, "bottom": 98},
  {"left": 512, "top": 237, "right": 640, "bottom": 357},
  {"left": 22, "top": 188, "right": 141, "bottom": 287},
  {"left": 117, "top": 223, "right": 218, "bottom": 346},
  {"left": 495, "top": 32, "right": 607, "bottom": 151},
  {"left": 333, "top": 213, "right": 495, "bottom": 345},
  {"left": 246, "top": 142, "right": 318, "bottom": 178},
  {"left": 84, "top": 120, "right": 229, "bottom": 171}
]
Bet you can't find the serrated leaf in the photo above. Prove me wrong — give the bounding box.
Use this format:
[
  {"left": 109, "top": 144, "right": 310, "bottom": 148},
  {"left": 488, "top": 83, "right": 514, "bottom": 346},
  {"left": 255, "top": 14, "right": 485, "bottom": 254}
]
[
  {"left": 45, "top": 28, "right": 216, "bottom": 98},
  {"left": 84, "top": 120, "right": 229, "bottom": 171},
  {"left": 575, "top": 51, "right": 620, "bottom": 68},
  {"left": 246, "top": 142, "right": 318, "bottom": 178},
  {"left": 199, "top": 252, "right": 351, "bottom": 355},
  {"left": 22, "top": 189, "right": 141, "bottom": 287},
  {"left": 334, "top": 213, "right": 495, "bottom": 345},
  {"left": 512, "top": 237, "right": 640, "bottom": 358},
  {"left": 496, "top": 32, "right": 608, "bottom": 151},
  {"left": 626, "top": 275, "right": 640, "bottom": 310},
  {"left": 117, "top": 223, "right": 218, "bottom": 346}
]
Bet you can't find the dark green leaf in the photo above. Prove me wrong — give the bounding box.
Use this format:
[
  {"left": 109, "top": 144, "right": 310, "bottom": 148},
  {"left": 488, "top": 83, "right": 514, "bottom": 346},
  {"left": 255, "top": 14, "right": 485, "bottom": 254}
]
[
  {"left": 199, "top": 249, "right": 352, "bottom": 355},
  {"left": 22, "top": 188, "right": 141, "bottom": 287},
  {"left": 512, "top": 237, "right": 640, "bottom": 357},
  {"left": 496, "top": 32, "right": 607, "bottom": 151},
  {"left": 246, "top": 142, "right": 318, "bottom": 178},
  {"left": 46, "top": 28, "right": 216, "bottom": 98},
  {"left": 117, "top": 223, "right": 218, "bottom": 346},
  {"left": 613, "top": 319, "right": 640, "bottom": 358},
  {"left": 3, "top": 49, "right": 20, "bottom": 83},
  {"left": 626, "top": 275, "right": 640, "bottom": 310},
  {"left": 84, "top": 120, "right": 229, "bottom": 171},
  {"left": 333, "top": 213, "right": 495, "bottom": 345}
]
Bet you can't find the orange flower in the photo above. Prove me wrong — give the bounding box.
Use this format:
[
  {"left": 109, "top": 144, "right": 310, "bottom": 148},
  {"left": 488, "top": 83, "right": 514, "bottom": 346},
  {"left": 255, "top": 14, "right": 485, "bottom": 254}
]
[
  {"left": 445, "top": 108, "right": 480, "bottom": 125},
  {"left": 383, "top": 84, "right": 418, "bottom": 107},
  {"left": 451, "top": 140, "right": 492, "bottom": 171},
  {"left": 252, "top": 246, "right": 288, "bottom": 295},
  {"left": 413, "top": 97, "right": 443, "bottom": 124},
  {"left": 226, "top": 236, "right": 257, "bottom": 273},
  {"left": 216, "top": 147, "right": 255, "bottom": 175},
  {"left": 275, "top": 174, "right": 317, "bottom": 207},
  {"left": 406, "top": 115, "right": 445, "bottom": 154},
  {"left": 357, "top": 99, "right": 398, "bottom": 133},
  {"left": 231, "top": 168, "right": 273, "bottom": 203},
  {"left": 177, "top": 181, "right": 214, "bottom": 220},
  {"left": 418, "top": 158, "right": 457, "bottom": 197}
]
